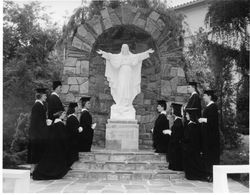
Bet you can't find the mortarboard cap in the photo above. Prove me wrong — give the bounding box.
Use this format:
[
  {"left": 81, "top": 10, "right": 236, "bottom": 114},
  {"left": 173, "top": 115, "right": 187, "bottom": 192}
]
[
  {"left": 203, "top": 89, "right": 217, "bottom": 102},
  {"left": 188, "top": 81, "right": 198, "bottom": 87},
  {"left": 204, "top": 89, "right": 215, "bottom": 96},
  {"left": 171, "top": 103, "right": 182, "bottom": 117},
  {"left": 80, "top": 96, "right": 91, "bottom": 102},
  {"left": 157, "top": 100, "right": 166, "bottom": 105},
  {"left": 171, "top": 103, "right": 182, "bottom": 107},
  {"left": 157, "top": 100, "right": 167, "bottom": 109},
  {"left": 35, "top": 88, "right": 47, "bottom": 94},
  {"left": 53, "top": 81, "right": 62, "bottom": 90},
  {"left": 53, "top": 110, "right": 64, "bottom": 118},
  {"left": 185, "top": 108, "right": 199, "bottom": 113},
  {"left": 185, "top": 108, "right": 199, "bottom": 122},
  {"left": 69, "top": 102, "right": 78, "bottom": 108}
]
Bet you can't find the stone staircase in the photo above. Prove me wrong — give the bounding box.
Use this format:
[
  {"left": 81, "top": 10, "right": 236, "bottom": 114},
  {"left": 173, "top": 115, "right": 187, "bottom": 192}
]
[{"left": 67, "top": 149, "right": 185, "bottom": 181}]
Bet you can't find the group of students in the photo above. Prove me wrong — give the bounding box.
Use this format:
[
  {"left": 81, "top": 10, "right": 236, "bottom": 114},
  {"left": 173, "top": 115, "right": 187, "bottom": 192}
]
[
  {"left": 27, "top": 81, "right": 95, "bottom": 180},
  {"left": 152, "top": 81, "right": 220, "bottom": 182},
  {"left": 28, "top": 80, "right": 219, "bottom": 182}
]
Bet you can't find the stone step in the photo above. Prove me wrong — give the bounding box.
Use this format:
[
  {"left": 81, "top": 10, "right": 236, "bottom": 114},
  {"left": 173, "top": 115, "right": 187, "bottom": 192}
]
[
  {"left": 72, "top": 160, "right": 169, "bottom": 171},
  {"left": 79, "top": 150, "right": 166, "bottom": 162},
  {"left": 66, "top": 169, "right": 185, "bottom": 181}
]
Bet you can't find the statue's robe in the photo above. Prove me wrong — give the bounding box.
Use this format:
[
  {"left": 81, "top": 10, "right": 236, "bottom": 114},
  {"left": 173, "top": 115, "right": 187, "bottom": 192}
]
[{"left": 101, "top": 51, "right": 149, "bottom": 107}]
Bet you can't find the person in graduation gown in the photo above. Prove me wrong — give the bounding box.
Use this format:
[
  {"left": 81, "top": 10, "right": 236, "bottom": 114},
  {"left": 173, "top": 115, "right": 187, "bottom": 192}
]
[
  {"left": 152, "top": 100, "right": 170, "bottom": 153},
  {"left": 198, "top": 90, "right": 220, "bottom": 182},
  {"left": 66, "top": 102, "right": 82, "bottom": 167},
  {"left": 27, "top": 88, "right": 49, "bottom": 174},
  {"left": 167, "top": 103, "right": 184, "bottom": 171},
  {"left": 185, "top": 81, "right": 202, "bottom": 117},
  {"left": 32, "top": 111, "right": 70, "bottom": 180},
  {"left": 47, "top": 81, "right": 65, "bottom": 121},
  {"left": 78, "top": 96, "right": 96, "bottom": 152},
  {"left": 182, "top": 108, "right": 208, "bottom": 181}
]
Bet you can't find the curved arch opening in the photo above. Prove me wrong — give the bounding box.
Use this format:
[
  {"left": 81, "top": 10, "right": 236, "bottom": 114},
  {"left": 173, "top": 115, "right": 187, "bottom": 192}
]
[{"left": 89, "top": 25, "right": 161, "bottom": 149}]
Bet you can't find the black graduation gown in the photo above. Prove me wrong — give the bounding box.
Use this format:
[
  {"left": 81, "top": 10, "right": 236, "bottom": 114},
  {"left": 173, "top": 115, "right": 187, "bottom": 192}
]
[
  {"left": 182, "top": 121, "right": 208, "bottom": 181},
  {"left": 32, "top": 120, "right": 70, "bottom": 180},
  {"left": 79, "top": 110, "right": 94, "bottom": 152},
  {"left": 201, "top": 103, "right": 220, "bottom": 176},
  {"left": 27, "top": 101, "right": 48, "bottom": 164},
  {"left": 47, "top": 94, "right": 64, "bottom": 121},
  {"left": 168, "top": 117, "right": 184, "bottom": 171},
  {"left": 66, "top": 115, "right": 80, "bottom": 166},
  {"left": 152, "top": 113, "right": 170, "bottom": 153},
  {"left": 186, "top": 93, "right": 202, "bottom": 117}
]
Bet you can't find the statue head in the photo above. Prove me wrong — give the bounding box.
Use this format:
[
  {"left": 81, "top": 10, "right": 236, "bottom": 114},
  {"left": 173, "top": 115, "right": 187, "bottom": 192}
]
[{"left": 121, "top": 44, "right": 130, "bottom": 55}]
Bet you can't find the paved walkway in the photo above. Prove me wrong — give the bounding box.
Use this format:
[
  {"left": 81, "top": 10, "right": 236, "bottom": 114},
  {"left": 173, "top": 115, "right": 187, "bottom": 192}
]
[{"left": 30, "top": 176, "right": 249, "bottom": 193}]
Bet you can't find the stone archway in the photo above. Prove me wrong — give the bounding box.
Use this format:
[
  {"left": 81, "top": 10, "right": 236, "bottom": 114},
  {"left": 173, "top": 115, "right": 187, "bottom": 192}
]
[{"left": 61, "top": 4, "right": 188, "bottom": 149}]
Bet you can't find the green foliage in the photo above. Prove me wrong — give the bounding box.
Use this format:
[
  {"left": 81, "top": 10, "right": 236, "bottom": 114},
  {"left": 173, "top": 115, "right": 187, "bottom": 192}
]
[
  {"left": 236, "top": 76, "right": 249, "bottom": 131},
  {"left": 3, "top": 1, "right": 62, "bottom": 101},
  {"left": 3, "top": 112, "right": 30, "bottom": 168},
  {"left": 3, "top": 0, "right": 63, "bottom": 167},
  {"left": 184, "top": 29, "right": 216, "bottom": 89},
  {"left": 205, "top": 0, "right": 249, "bottom": 138},
  {"left": 221, "top": 149, "right": 248, "bottom": 165},
  {"left": 221, "top": 148, "right": 249, "bottom": 188},
  {"left": 10, "top": 113, "right": 30, "bottom": 154},
  {"left": 205, "top": 0, "right": 250, "bottom": 42},
  {"left": 207, "top": 42, "right": 242, "bottom": 148}
]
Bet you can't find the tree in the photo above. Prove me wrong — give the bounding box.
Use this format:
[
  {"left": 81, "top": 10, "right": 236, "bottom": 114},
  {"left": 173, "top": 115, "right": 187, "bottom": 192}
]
[
  {"left": 184, "top": 29, "right": 216, "bottom": 91},
  {"left": 203, "top": 0, "right": 249, "bottom": 147}
]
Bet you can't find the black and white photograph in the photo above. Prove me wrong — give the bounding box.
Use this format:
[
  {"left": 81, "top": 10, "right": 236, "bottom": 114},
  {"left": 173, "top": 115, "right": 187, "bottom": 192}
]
[{"left": 2, "top": 0, "right": 249, "bottom": 193}]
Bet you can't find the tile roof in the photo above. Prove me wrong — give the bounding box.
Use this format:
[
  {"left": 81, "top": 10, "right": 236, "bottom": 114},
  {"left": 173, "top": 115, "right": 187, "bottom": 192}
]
[{"left": 172, "top": 0, "right": 206, "bottom": 10}]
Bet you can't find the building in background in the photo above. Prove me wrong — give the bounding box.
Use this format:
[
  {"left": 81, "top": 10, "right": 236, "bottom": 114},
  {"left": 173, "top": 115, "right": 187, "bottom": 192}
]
[{"left": 173, "top": 0, "right": 209, "bottom": 46}]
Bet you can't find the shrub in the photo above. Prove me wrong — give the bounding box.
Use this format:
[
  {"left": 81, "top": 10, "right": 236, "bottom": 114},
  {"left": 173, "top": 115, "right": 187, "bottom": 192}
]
[{"left": 220, "top": 142, "right": 249, "bottom": 188}]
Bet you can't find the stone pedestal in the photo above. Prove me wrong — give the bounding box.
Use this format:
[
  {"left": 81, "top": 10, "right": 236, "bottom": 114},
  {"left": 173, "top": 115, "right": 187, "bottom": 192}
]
[
  {"left": 105, "top": 119, "right": 139, "bottom": 151},
  {"left": 110, "top": 105, "right": 136, "bottom": 120}
]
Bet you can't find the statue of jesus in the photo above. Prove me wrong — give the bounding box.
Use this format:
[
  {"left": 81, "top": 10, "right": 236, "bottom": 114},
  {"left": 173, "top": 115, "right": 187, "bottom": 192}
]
[{"left": 97, "top": 44, "right": 154, "bottom": 120}]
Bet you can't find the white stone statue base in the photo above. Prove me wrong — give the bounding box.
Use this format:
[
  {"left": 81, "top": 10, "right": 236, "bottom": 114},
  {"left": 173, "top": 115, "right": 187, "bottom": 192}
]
[
  {"left": 110, "top": 104, "right": 135, "bottom": 120},
  {"left": 105, "top": 119, "right": 139, "bottom": 151}
]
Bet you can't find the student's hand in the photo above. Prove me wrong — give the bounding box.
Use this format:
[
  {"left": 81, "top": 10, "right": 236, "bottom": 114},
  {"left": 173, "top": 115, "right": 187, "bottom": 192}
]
[
  {"left": 78, "top": 127, "right": 83, "bottom": 133},
  {"left": 92, "top": 123, "right": 96, "bottom": 129},
  {"left": 163, "top": 129, "right": 171, "bottom": 135},
  {"left": 46, "top": 119, "right": 52, "bottom": 126},
  {"left": 198, "top": 118, "right": 207, "bottom": 123},
  {"left": 150, "top": 128, "right": 154, "bottom": 133},
  {"left": 147, "top": 48, "right": 154, "bottom": 54}
]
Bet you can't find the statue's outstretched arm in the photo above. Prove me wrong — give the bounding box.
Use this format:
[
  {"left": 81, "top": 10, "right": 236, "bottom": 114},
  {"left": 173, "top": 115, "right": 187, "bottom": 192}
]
[
  {"left": 146, "top": 48, "right": 154, "bottom": 54},
  {"left": 97, "top": 49, "right": 106, "bottom": 55},
  {"left": 137, "top": 48, "right": 154, "bottom": 61},
  {"left": 97, "top": 49, "right": 110, "bottom": 60}
]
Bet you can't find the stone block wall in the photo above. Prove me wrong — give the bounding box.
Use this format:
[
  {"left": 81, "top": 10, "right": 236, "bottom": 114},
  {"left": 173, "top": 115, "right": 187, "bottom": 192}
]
[{"left": 61, "top": 4, "right": 189, "bottom": 149}]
